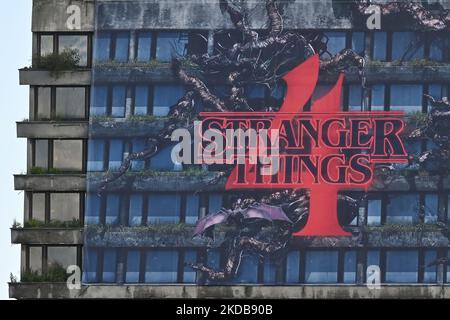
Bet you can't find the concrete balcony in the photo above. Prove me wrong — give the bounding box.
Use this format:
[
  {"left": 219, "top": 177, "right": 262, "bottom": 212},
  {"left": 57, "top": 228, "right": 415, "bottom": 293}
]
[
  {"left": 19, "top": 69, "right": 91, "bottom": 86},
  {"left": 17, "top": 121, "right": 88, "bottom": 139},
  {"left": 11, "top": 228, "right": 83, "bottom": 245},
  {"left": 14, "top": 174, "right": 86, "bottom": 192},
  {"left": 9, "top": 283, "right": 450, "bottom": 299}
]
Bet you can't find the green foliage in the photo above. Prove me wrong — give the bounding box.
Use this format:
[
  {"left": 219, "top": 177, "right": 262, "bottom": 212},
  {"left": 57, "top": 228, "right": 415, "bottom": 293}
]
[
  {"left": 29, "top": 167, "right": 76, "bottom": 174},
  {"left": 21, "top": 263, "right": 67, "bottom": 283},
  {"left": 96, "top": 59, "right": 169, "bottom": 69},
  {"left": 368, "top": 59, "right": 447, "bottom": 67},
  {"left": 23, "top": 219, "right": 82, "bottom": 229},
  {"left": 85, "top": 223, "right": 193, "bottom": 235},
  {"left": 34, "top": 49, "right": 81, "bottom": 77},
  {"left": 10, "top": 273, "right": 18, "bottom": 283},
  {"left": 364, "top": 223, "right": 443, "bottom": 233}
]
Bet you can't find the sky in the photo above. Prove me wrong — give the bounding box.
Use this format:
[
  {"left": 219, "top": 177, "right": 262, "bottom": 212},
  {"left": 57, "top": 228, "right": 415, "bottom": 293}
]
[{"left": 0, "top": 0, "right": 32, "bottom": 299}]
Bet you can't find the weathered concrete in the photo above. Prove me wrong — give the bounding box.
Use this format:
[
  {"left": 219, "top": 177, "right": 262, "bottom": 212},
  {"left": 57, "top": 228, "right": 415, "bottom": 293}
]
[
  {"left": 9, "top": 283, "right": 450, "bottom": 299},
  {"left": 17, "top": 122, "right": 88, "bottom": 139},
  {"left": 19, "top": 69, "right": 91, "bottom": 86},
  {"left": 11, "top": 228, "right": 83, "bottom": 245},
  {"left": 14, "top": 174, "right": 86, "bottom": 192},
  {"left": 90, "top": 119, "right": 168, "bottom": 138}
]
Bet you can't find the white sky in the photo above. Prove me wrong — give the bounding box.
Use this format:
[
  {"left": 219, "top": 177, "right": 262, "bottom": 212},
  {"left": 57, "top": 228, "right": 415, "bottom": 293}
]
[{"left": 0, "top": 0, "right": 32, "bottom": 300}]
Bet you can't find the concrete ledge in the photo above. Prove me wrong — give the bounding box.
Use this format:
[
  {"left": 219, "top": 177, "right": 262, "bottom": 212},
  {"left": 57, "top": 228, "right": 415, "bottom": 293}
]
[
  {"left": 14, "top": 174, "right": 86, "bottom": 192},
  {"left": 17, "top": 122, "right": 88, "bottom": 139},
  {"left": 90, "top": 120, "right": 168, "bottom": 138},
  {"left": 19, "top": 69, "right": 91, "bottom": 86},
  {"left": 9, "top": 283, "right": 450, "bottom": 299},
  {"left": 11, "top": 228, "right": 83, "bottom": 245}
]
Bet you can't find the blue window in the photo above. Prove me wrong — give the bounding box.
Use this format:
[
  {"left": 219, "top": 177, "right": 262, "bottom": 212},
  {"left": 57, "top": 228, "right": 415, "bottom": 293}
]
[
  {"left": 352, "top": 32, "right": 365, "bottom": 54},
  {"left": 367, "top": 198, "right": 381, "bottom": 226},
  {"left": 448, "top": 195, "right": 450, "bottom": 222},
  {"left": 85, "top": 194, "right": 101, "bottom": 225},
  {"left": 392, "top": 32, "right": 424, "bottom": 61},
  {"left": 156, "top": 32, "right": 188, "bottom": 61},
  {"left": 134, "top": 85, "right": 149, "bottom": 115},
  {"left": 207, "top": 249, "right": 221, "bottom": 270},
  {"left": 367, "top": 250, "right": 380, "bottom": 267},
  {"left": 373, "top": 32, "right": 387, "bottom": 60},
  {"left": 429, "top": 36, "right": 444, "bottom": 61},
  {"left": 137, "top": 32, "right": 152, "bottom": 62},
  {"left": 305, "top": 251, "right": 338, "bottom": 283},
  {"left": 405, "top": 140, "right": 422, "bottom": 158},
  {"left": 111, "top": 85, "right": 127, "bottom": 117},
  {"left": 114, "top": 32, "right": 129, "bottom": 62},
  {"left": 150, "top": 144, "right": 179, "bottom": 171},
  {"left": 153, "top": 85, "right": 184, "bottom": 116},
  {"left": 263, "top": 257, "right": 278, "bottom": 284},
  {"left": 390, "top": 84, "right": 423, "bottom": 113},
  {"left": 424, "top": 250, "right": 437, "bottom": 283},
  {"left": 208, "top": 193, "right": 223, "bottom": 214},
  {"left": 424, "top": 194, "right": 438, "bottom": 223},
  {"left": 183, "top": 250, "right": 197, "bottom": 283},
  {"left": 323, "top": 32, "right": 346, "bottom": 56},
  {"left": 95, "top": 32, "right": 111, "bottom": 62},
  {"left": 246, "top": 84, "right": 266, "bottom": 99},
  {"left": 344, "top": 251, "right": 357, "bottom": 283},
  {"left": 385, "top": 250, "right": 418, "bottom": 283},
  {"left": 186, "top": 194, "right": 199, "bottom": 225},
  {"left": 148, "top": 193, "right": 181, "bottom": 223},
  {"left": 105, "top": 194, "right": 120, "bottom": 225},
  {"left": 386, "top": 194, "right": 420, "bottom": 224},
  {"left": 129, "top": 194, "right": 143, "bottom": 226},
  {"left": 83, "top": 249, "right": 98, "bottom": 283},
  {"left": 348, "top": 85, "right": 363, "bottom": 111},
  {"left": 428, "top": 84, "right": 444, "bottom": 110},
  {"left": 108, "top": 139, "right": 123, "bottom": 170},
  {"left": 370, "top": 84, "right": 385, "bottom": 111},
  {"left": 91, "top": 86, "right": 108, "bottom": 116},
  {"left": 102, "top": 249, "right": 117, "bottom": 283},
  {"left": 131, "top": 139, "right": 146, "bottom": 171},
  {"left": 88, "top": 139, "right": 105, "bottom": 172},
  {"left": 285, "top": 251, "right": 300, "bottom": 283},
  {"left": 233, "top": 255, "right": 258, "bottom": 283},
  {"left": 271, "top": 82, "right": 286, "bottom": 100},
  {"left": 126, "top": 250, "right": 140, "bottom": 283},
  {"left": 145, "top": 250, "right": 179, "bottom": 283}
]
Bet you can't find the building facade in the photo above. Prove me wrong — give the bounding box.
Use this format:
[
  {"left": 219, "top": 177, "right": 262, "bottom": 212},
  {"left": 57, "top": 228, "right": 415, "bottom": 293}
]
[{"left": 9, "top": 0, "right": 450, "bottom": 299}]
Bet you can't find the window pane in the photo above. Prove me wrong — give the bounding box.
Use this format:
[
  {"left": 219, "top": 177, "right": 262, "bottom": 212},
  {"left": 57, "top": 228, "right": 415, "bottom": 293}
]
[
  {"left": 367, "top": 250, "right": 380, "bottom": 268},
  {"left": 126, "top": 250, "right": 140, "bottom": 283},
  {"left": 50, "top": 193, "right": 80, "bottom": 222},
  {"left": 286, "top": 251, "right": 300, "bottom": 283},
  {"left": 114, "top": 32, "right": 129, "bottom": 62},
  {"left": 233, "top": 255, "right": 258, "bottom": 283},
  {"left": 246, "top": 84, "right": 266, "bottom": 99},
  {"left": 102, "top": 249, "right": 117, "bottom": 283},
  {"left": 208, "top": 193, "right": 223, "bottom": 213},
  {"left": 83, "top": 249, "right": 97, "bottom": 282},
  {"left": 88, "top": 139, "right": 105, "bottom": 172},
  {"left": 390, "top": 84, "right": 422, "bottom": 113},
  {"left": 186, "top": 194, "right": 199, "bottom": 225},
  {"left": 323, "top": 32, "right": 346, "bottom": 56},
  {"left": 429, "top": 36, "right": 444, "bottom": 61},
  {"left": 424, "top": 250, "right": 437, "bottom": 283},
  {"left": 134, "top": 85, "right": 149, "bottom": 115},
  {"left": 263, "top": 257, "right": 278, "bottom": 284},
  {"left": 370, "top": 84, "right": 385, "bottom": 111},
  {"left": 428, "top": 84, "right": 443, "bottom": 110},
  {"left": 131, "top": 139, "right": 146, "bottom": 171},
  {"left": 55, "top": 87, "right": 86, "bottom": 119},
  {"left": 105, "top": 194, "right": 120, "bottom": 225},
  {"left": 367, "top": 199, "right": 381, "bottom": 226},
  {"left": 95, "top": 32, "right": 111, "bottom": 62},
  {"left": 183, "top": 250, "right": 197, "bottom": 283},
  {"left": 129, "top": 194, "right": 143, "bottom": 226},
  {"left": 48, "top": 246, "right": 77, "bottom": 269},
  {"left": 85, "top": 194, "right": 101, "bottom": 225},
  {"left": 344, "top": 251, "right": 357, "bottom": 283},
  {"left": 352, "top": 32, "right": 365, "bottom": 54},
  {"left": 91, "top": 86, "right": 108, "bottom": 116},
  {"left": 392, "top": 32, "right": 424, "bottom": 61},
  {"left": 31, "top": 193, "right": 46, "bottom": 222},
  {"left": 108, "top": 139, "right": 123, "bottom": 170},
  {"left": 37, "top": 87, "right": 51, "bottom": 120},
  {"left": 145, "top": 250, "right": 179, "bottom": 283},
  {"left": 424, "top": 194, "right": 438, "bottom": 223},
  {"left": 40, "top": 35, "right": 54, "bottom": 56},
  {"left": 156, "top": 32, "right": 188, "bottom": 61},
  {"left": 148, "top": 194, "right": 181, "bottom": 223},
  {"left": 348, "top": 85, "right": 363, "bottom": 111},
  {"left": 153, "top": 85, "right": 184, "bottom": 116},
  {"left": 29, "top": 247, "right": 43, "bottom": 273},
  {"left": 305, "top": 251, "right": 338, "bottom": 283},
  {"left": 150, "top": 144, "right": 177, "bottom": 171},
  {"left": 137, "top": 32, "right": 152, "bottom": 62},
  {"left": 373, "top": 32, "right": 387, "bottom": 60},
  {"left": 386, "top": 194, "right": 420, "bottom": 224},
  {"left": 385, "top": 250, "right": 418, "bottom": 283},
  {"left": 111, "top": 85, "right": 126, "bottom": 117},
  {"left": 53, "top": 140, "right": 83, "bottom": 171},
  {"left": 58, "top": 35, "right": 88, "bottom": 66},
  {"left": 34, "top": 139, "right": 49, "bottom": 169}
]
